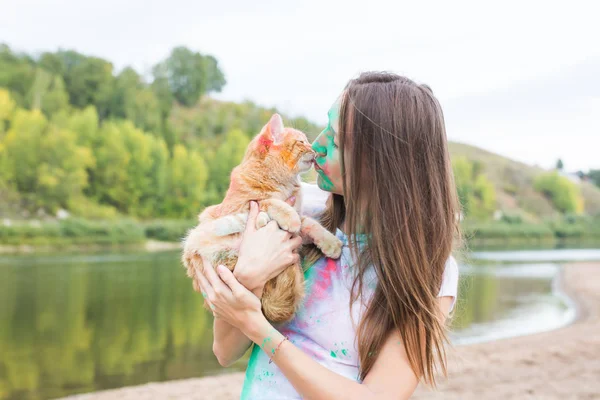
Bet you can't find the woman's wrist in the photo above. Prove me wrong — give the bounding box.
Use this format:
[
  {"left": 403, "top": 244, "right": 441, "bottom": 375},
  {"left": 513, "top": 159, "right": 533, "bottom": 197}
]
[{"left": 241, "top": 312, "right": 273, "bottom": 344}]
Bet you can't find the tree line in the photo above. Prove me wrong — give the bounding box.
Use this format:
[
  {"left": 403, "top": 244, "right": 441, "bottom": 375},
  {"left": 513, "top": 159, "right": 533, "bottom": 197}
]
[{"left": 0, "top": 45, "right": 321, "bottom": 219}]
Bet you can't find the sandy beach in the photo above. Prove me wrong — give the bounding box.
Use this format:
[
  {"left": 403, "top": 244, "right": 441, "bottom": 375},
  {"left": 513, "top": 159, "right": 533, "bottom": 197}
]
[{"left": 60, "top": 262, "right": 600, "bottom": 400}]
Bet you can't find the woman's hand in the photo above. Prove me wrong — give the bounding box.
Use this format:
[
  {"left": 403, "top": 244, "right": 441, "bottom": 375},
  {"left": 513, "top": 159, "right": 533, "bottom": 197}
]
[
  {"left": 196, "top": 263, "right": 266, "bottom": 333},
  {"left": 234, "top": 201, "right": 303, "bottom": 297}
]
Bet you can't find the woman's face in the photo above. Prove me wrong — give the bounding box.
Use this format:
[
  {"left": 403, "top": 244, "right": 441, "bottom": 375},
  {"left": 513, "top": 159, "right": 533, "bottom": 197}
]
[{"left": 311, "top": 98, "right": 344, "bottom": 195}]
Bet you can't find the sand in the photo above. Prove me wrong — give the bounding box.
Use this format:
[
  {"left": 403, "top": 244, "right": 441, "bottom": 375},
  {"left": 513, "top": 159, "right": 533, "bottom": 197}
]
[{"left": 60, "top": 262, "right": 600, "bottom": 400}]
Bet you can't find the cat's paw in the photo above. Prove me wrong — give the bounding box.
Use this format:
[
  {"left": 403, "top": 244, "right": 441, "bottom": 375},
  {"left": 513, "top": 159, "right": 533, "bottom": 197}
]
[
  {"left": 256, "top": 211, "right": 270, "bottom": 229},
  {"left": 277, "top": 213, "right": 301, "bottom": 234},
  {"left": 318, "top": 235, "right": 343, "bottom": 259}
]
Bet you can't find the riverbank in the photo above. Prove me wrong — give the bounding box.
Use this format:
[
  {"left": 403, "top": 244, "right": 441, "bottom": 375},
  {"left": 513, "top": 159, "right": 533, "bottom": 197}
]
[
  {"left": 0, "top": 239, "right": 181, "bottom": 254},
  {"left": 2, "top": 215, "right": 599, "bottom": 254},
  {"left": 59, "top": 261, "right": 599, "bottom": 400}
]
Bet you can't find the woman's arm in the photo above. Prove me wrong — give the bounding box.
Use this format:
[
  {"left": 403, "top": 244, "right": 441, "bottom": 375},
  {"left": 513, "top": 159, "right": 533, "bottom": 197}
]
[
  {"left": 212, "top": 319, "right": 252, "bottom": 367},
  {"left": 208, "top": 264, "right": 454, "bottom": 400},
  {"left": 211, "top": 265, "right": 268, "bottom": 367}
]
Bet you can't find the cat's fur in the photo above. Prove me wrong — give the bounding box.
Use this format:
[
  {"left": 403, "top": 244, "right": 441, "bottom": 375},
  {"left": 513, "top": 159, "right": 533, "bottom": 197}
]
[{"left": 182, "top": 114, "right": 342, "bottom": 323}]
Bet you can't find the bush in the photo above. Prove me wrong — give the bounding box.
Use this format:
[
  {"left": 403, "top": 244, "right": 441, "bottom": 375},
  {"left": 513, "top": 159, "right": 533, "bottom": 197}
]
[
  {"left": 462, "top": 221, "right": 555, "bottom": 241},
  {"left": 534, "top": 171, "right": 584, "bottom": 214},
  {"left": 0, "top": 218, "right": 145, "bottom": 245},
  {"left": 143, "top": 219, "right": 196, "bottom": 242}
]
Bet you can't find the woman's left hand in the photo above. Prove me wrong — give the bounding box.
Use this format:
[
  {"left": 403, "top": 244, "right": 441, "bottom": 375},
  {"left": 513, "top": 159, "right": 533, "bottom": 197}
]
[{"left": 196, "top": 263, "right": 265, "bottom": 332}]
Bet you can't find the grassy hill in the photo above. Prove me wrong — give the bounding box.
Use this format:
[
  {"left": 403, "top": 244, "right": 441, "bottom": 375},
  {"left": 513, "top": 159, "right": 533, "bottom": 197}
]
[{"left": 448, "top": 141, "right": 600, "bottom": 221}]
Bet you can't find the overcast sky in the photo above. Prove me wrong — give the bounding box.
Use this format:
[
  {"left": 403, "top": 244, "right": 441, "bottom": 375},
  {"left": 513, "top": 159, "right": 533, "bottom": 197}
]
[{"left": 1, "top": 0, "right": 599, "bottom": 171}]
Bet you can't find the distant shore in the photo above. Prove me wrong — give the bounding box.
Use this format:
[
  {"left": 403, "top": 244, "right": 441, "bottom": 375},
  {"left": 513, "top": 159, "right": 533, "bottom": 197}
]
[{"left": 59, "top": 261, "right": 600, "bottom": 400}]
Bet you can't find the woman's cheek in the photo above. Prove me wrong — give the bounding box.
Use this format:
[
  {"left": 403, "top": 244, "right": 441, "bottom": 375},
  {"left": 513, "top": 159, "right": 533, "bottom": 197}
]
[{"left": 324, "top": 157, "right": 343, "bottom": 194}]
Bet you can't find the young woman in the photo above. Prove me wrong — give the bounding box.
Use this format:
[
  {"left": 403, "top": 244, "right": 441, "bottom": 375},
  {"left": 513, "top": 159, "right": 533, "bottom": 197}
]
[{"left": 195, "top": 72, "right": 460, "bottom": 399}]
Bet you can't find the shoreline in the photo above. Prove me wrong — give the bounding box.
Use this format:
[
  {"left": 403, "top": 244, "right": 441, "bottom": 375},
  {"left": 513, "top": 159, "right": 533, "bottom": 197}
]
[
  {"left": 0, "top": 239, "right": 182, "bottom": 254},
  {"left": 58, "top": 261, "right": 600, "bottom": 400}
]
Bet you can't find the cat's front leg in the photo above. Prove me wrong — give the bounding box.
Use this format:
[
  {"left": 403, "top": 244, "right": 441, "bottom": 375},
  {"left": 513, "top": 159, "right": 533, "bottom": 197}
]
[
  {"left": 300, "top": 216, "right": 342, "bottom": 259},
  {"left": 206, "top": 213, "right": 248, "bottom": 237},
  {"left": 259, "top": 199, "right": 301, "bottom": 234}
]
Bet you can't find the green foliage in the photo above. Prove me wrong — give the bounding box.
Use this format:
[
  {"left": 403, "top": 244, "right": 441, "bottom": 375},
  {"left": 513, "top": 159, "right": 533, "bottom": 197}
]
[
  {"left": 26, "top": 68, "right": 69, "bottom": 115},
  {"left": 204, "top": 129, "right": 250, "bottom": 204},
  {"left": 0, "top": 218, "right": 145, "bottom": 245},
  {"left": 555, "top": 158, "right": 564, "bottom": 170},
  {"left": 452, "top": 156, "right": 497, "bottom": 220},
  {"left": 54, "top": 51, "right": 115, "bottom": 117},
  {"left": 163, "top": 145, "right": 208, "bottom": 217},
  {"left": 3, "top": 109, "right": 48, "bottom": 194},
  {"left": 153, "top": 47, "right": 226, "bottom": 107},
  {"left": 2, "top": 108, "right": 93, "bottom": 212},
  {"left": 0, "top": 87, "right": 16, "bottom": 122},
  {"left": 91, "top": 121, "right": 169, "bottom": 217},
  {"left": 143, "top": 219, "right": 196, "bottom": 241},
  {"left": 534, "top": 171, "right": 584, "bottom": 214},
  {"left": 545, "top": 214, "right": 600, "bottom": 240},
  {"left": 0, "top": 44, "right": 36, "bottom": 105},
  {"left": 36, "top": 126, "right": 94, "bottom": 211},
  {"left": 462, "top": 220, "right": 555, "bottom": 241}
]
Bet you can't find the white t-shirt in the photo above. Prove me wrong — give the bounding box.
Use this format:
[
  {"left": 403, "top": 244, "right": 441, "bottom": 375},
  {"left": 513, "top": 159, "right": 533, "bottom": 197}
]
[{"left": 240, "top": 183, "right": 459, "bottom": 399}]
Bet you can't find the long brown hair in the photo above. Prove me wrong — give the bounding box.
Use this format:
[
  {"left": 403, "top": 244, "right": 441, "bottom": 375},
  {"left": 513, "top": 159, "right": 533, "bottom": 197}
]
[{"left": 304, "top": 72, "right": 461, "bottom": 385}]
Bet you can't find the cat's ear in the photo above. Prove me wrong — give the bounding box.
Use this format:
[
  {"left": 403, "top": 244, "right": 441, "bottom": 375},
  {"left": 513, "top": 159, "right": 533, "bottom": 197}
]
[{"left": 262, "top": 114, "right": 285, "bottom": 145}]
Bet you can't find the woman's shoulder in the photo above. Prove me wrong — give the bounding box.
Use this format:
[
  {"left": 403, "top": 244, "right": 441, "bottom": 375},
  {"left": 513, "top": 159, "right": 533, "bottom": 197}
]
[{"left": 301, "top": 182, "right": 330, "bottom": 218}]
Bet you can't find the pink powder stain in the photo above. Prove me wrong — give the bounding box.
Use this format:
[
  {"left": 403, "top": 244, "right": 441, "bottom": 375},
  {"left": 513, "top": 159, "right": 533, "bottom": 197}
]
[
  {"left": 280, "top": 327, "right": 322, "bottom": 360},
  {"left": 307, "top": 258, "right": 337, "bottom": 305},
  {"left": 291, "top": 258, "right": 338, "bottom": 330},
  {"left": 317, "top": 258, "right": 338, "bottom": 293}
]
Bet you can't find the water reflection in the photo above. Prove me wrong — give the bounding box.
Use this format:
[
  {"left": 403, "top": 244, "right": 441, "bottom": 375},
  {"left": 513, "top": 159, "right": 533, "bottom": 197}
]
[
  {"left": 0, "top": 251, "right": 239, "bottom": 400},
  {"left": 450, "top": 262, "right": 576, "bottom": 344},
  {"left": 0, "top": 250, "right": 578, "bottom": 400}
]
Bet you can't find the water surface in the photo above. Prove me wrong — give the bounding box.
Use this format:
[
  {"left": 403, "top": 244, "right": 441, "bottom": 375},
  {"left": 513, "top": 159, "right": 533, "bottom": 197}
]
[{"left": 0, "top": 249, "right": 584, "bottom": 399}]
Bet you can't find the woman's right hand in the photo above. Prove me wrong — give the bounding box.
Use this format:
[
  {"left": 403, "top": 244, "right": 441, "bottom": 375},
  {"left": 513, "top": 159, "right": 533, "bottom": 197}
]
[{"left": 234, "top": 201, "right": 303, "bottom": 297}]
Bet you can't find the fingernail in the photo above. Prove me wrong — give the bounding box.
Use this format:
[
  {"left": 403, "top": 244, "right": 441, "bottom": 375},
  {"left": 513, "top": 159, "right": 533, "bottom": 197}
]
[
  {"left": 217, "top": 265, "right": 226, "bottom": 274},
  {"left": 201, "top": 292, "right": 207, "bottom": 298}
]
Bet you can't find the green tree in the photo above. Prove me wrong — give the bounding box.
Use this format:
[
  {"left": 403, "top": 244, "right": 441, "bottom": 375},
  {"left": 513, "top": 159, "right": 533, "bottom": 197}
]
[
  {"left": 556, "top": 158, "right": 564, "bottom": 171},
  {"left": 2, "top": 109, "right": 48, "bottom": 194},
  {"left": 472, "top": 174, "right": 497, "bottom": 219},
  {"left": 0, "top": 88, "right": 16, "bottom": 134},
  {"left": 164, "top": 145, "right": 208, "bottom": 217},
  {"left": 26, "top": 68, "right": 69, "bottom": 116},
  {"left": 62, "top": 105, "right": 100, "bottom": 147},
  {"left": 534, "top": 171, "right": 584, "bottom": 214},
  {"left": 54, "top": 51, "right": 115, "bottom": 118},
  {"left": 153, "top": 47, "right": 225, "bottom": 107},
  {"left": 205, "top": 129, "right": 250, "bottom": 205},
  {"left": 0, "top": 44, "right": 35, "bottom": 105},
  {"left": 37, "top": 126, "right": 94, "bottom": 211},
  {"left": 452, "top": 156, "right": 497, "bottom": 220},
  {"left": 92, "top": 121, "right": 169, "bottom": 216},
  {"left": 452, "top": 157, "right": 474, "bottom": 215}
]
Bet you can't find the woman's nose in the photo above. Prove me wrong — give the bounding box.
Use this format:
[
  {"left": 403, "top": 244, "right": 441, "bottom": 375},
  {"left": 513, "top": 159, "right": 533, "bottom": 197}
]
[{"left": 311, "top": 137, "right": 327, "bottom": 158}]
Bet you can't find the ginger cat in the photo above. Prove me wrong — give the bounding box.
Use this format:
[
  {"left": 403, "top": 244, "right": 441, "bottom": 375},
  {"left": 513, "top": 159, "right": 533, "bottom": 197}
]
[{"left": 182, "top": 114, "right": 342, "bottom": 323}]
